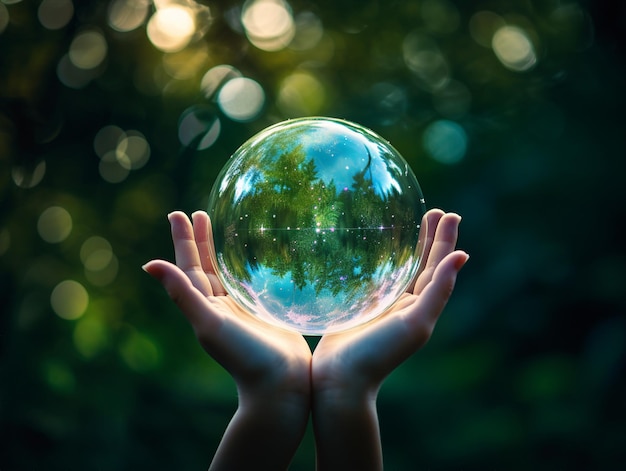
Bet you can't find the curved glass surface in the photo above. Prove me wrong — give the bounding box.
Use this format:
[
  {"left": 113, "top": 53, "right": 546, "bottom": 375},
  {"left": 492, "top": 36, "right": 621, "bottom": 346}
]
[{"left": 207, "top": 117, "right": 425, "bottom": 335}]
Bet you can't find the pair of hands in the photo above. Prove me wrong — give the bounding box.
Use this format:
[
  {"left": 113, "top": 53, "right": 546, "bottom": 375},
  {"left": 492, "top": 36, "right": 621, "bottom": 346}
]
[{"left": 143, "top": 209, "right": 468, "bottom": 470}]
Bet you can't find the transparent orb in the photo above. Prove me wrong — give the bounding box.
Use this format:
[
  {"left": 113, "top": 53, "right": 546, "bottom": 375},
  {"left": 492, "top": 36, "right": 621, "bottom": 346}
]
[{"left": 207, "top": 117, "right": 425, "bottom": 335}]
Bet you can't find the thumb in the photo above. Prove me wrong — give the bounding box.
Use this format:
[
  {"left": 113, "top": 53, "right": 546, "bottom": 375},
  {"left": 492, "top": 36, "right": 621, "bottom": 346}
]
[{"left": 142, "top": 260, "right": 211, "bottom": 330}]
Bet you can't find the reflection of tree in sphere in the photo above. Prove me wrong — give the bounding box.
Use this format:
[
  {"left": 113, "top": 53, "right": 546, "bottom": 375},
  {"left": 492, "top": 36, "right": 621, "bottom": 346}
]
[{"left": 208, "top": 118, "right": 426, "bottom": 335}]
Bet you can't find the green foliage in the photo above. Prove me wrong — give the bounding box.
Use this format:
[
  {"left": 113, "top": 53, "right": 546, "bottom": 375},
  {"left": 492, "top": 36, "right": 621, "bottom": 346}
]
[{"left": 1, "top": 0, "right": 625, "bottom": 469}]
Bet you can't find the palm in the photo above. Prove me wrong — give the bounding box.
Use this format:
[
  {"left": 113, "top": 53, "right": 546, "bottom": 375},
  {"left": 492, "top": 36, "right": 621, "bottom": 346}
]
[
  {"left": 312, "top": 209, "right": 466, "bottom": 391},
  {"left": 144, "top": 211, "right": 311, "bottom": 391},
  {"left": 197, "top": 294, "right": 310, "bottom": 382}
]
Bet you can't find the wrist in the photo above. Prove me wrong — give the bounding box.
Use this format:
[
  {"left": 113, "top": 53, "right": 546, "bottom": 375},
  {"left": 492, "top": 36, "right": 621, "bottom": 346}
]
[
  {"left": 210, "top": 381, "right": 310, "bottom": 471},
  {"left": 311, "top": 379, "right": 383, "bottom": 471},
  {"left": 237, "top": 381, "right": 311, "bottom": 415},
  {"left": 312, "top": 360, "right": 381, "bottom": 403},
  {"left": 233, "top": 346, "right": 311, "bottom": 397},
  {"left": 312, "top": 384, "right": 378, "bottom": 423}
]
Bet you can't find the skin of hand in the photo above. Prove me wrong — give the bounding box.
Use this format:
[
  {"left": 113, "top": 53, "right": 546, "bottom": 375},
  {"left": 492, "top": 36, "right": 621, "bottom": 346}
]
[
  {"left": 143, "top": 208, "right": 467, "bottom": 471},
  {"left": 311, "top": 209, "right": 469, "bottom": 471},
  {"left": 142, "top": 211, "right": 312, "bottom": 471}
]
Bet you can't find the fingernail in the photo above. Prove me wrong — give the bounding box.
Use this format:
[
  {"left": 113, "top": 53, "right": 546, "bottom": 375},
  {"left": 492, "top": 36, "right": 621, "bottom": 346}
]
[{"left": 456, "top": 252, "right": 469, "bottom": 270}]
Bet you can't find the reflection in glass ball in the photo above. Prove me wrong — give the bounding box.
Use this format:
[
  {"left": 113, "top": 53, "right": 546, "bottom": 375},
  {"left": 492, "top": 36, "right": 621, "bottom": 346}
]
[{"left": 207, "top": 117, "right": 426, "bottom": 335}]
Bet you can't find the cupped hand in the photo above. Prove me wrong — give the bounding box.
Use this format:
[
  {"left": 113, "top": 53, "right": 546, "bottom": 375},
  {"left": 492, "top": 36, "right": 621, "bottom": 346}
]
[
  {"left": 143, "top": 209, "right": 467, "bottom": 470},
  {"left": 144, "top": 211, "right": 313, "bottom": 469},
  {"left": 312, "top": 209, "right": 469, "bottom": 396},
  {"left": 142, "top": 211, "right": 311, "bottom": 397}
]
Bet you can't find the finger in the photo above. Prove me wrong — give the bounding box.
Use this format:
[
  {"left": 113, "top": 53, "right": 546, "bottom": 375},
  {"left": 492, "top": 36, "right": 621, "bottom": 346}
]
[
  {"left": 191, "top": 211, "right": 211, "bottom": 269},
  {"left": 328, "top": 251, "right": 468, "bottom": 380},
  {"left": 412, "top": 212, "right": 461, "bottom": 295},
  {"left": 407, "top": 250, "right": 468, "bottom": 331},
  {"left": 406, "top": 209, "right": 444, "bottom": 293},
  {"left": 142, "top": 259, "right": 223, "bottom": 332},
  {"left": 169, "top": 211, "right": 214, "bottom": 297},
  {"left": 419, "top": 209, "right": 445, "bottom": 270},
  {"left": 192, "top": 211, "right": 227, "bottom": 296}
]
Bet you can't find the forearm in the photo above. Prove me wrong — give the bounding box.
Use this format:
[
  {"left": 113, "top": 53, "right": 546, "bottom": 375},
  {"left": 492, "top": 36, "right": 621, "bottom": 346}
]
[
  {"left": 312, "top": 388, "right": 383, "bottom": 471},
  {"left": 210, "top": 391, "right": 310, "bottom": 470}
]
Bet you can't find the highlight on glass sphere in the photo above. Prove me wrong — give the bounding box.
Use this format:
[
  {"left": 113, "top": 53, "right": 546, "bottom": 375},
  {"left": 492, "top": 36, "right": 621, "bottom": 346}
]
[{"left": 207, "top": 117, "right": 426, "bottom": 335}]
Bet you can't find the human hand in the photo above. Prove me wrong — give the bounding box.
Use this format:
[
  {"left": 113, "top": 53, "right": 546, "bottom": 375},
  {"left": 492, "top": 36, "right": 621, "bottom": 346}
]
[
  {"left": 143, "top": 209, "right": 467, "bottom": 470},
  {"left": 143, "top": 211, "right": 311, "bottom": 470},
  {"left": 311, "top": 209, "right": 468, "bottom": 470}
]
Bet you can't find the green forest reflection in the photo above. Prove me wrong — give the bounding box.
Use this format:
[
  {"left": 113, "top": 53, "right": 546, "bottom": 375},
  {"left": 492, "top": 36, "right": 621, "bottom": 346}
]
[{"left": 209, "top": 118, "right": 425, "bottom": 334}]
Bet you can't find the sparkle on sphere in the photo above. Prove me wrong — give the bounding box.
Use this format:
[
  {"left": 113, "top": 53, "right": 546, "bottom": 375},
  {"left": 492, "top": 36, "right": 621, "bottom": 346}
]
[{"left": 207, "top": 117, "right": 426, "bottom": 335}]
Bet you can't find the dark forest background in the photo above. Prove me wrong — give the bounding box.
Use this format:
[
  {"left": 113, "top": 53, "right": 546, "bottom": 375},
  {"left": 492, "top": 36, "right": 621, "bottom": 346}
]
[{"left": 1, "top": 0, "right": 625, "bottom": 469}]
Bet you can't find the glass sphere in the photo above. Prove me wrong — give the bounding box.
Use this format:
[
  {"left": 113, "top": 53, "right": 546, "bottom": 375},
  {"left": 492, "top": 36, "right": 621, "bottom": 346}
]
[{"left": 207, "top": 117, "right": 425, "bottom": 335}]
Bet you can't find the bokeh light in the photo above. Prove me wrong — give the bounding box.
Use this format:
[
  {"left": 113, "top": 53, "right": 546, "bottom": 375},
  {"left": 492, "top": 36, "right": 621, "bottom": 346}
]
[
  {"left": 85, "top": 253, "right": 119, "bottom": 287},
  {"left": 117, "top": 130, "right": 151, "bottom": 169},
  {"left": 119, "top": 328, "right": 162, "bottom": 372},
  {"left": 56, "top": 53, "right": 99, "bottom": 88},
  {"left": 403, "top": 31, "right": 450, "bottom": 91},
  {"left": 69, "top": 29, "right": 108, "bottom": 70},
  {"left": 492, "top": 25, "right": 537, "bottom": 72},
  {"left": 469, "top": 11, "right": 505, "bottom": 48},
  {"left": 80, "top": 236, "right": 119, "bottom": 287},
  {"left": 73, "top": 309, "right": 110, "bottom": 358},
  {"left": 147, "top": 3, "right": 196, "bottom": 53},
  {"left": 178, "top": 106, "right": 221, "bottom": 149},
  {"left": 37, "top": 0, "right": 74, "bottom": 31},
  {"left": 423, "top": 119, "right": 467, "bottom": 164},
  {"left": 200, "top": 64, "right": 242, "bottom": 99},
  {"left": 217, "top": 77, "right": 265, "bottom": 121},
  {"left": 99, "top": 151, "right": 130, "bottom": 183},
  {"left": 37, "top": 206, "right": 72, "bottom": 243},
  {"left": 80, "top": 236, "right": 113, "bottom": 271},
  {"left": 161, "top": 45, "right": 210, "bottom": 80},
  {"left": 289, "top": 11, "right": 323, "bottom": 51},
  {"left": 50, "top": 280, "right": 89, "bottom": 320},
  {"left": 108, "top": 0, "right": 150, "bottom": 33},
  {"left": 94, "top": 125, "right": 150, "bottom": 182},
  {"left": 276, "top": 70, "right": 326, "bottom": 116},
  {"left": 241, "top": 0, "right": 295, "bottom": 51},
  {"left": 12, "top": 161, "right": 46, "bottom": 188},
  {"left": 94, "top": 125, "right": 125, "bottom": 157}
]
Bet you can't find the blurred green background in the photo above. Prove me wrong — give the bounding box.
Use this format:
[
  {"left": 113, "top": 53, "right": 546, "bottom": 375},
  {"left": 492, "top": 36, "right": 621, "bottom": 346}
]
[{"left": 1, "top": 0, "right": 624, "bottom": 469}]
